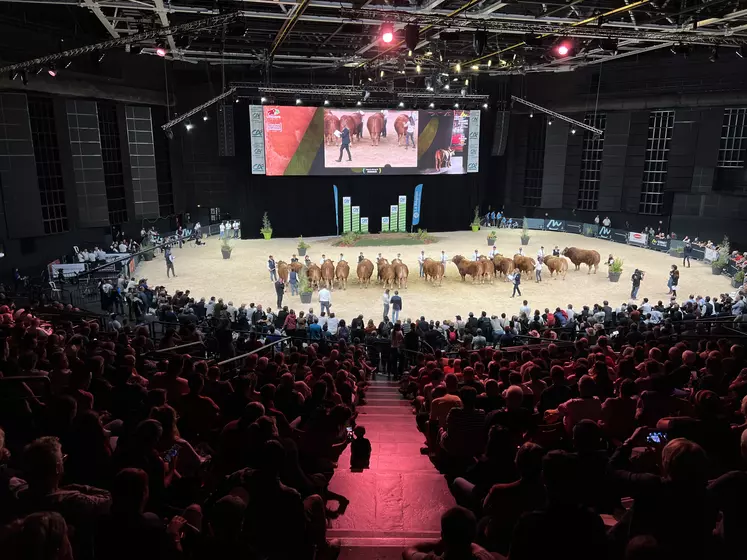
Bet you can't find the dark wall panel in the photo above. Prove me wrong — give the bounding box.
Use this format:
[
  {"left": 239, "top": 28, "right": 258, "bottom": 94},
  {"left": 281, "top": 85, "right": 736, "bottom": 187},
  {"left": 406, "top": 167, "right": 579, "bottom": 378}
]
[
  {"left": 562, "top": 121, "right": 583, "bottom": 209},
  {"left": 667, "top": 111, "right": 698, "bottom": 194},
  {"left": 598, "top": 112, "right": 630, "bottom": 212},
  {"left": 541, "top": 120, "right": 569, "bottom": 208},
  {"left": 0, "top": 93, "right": 44, "bottom": 238},
  {"left": 690, "top": 108, "right": 722, "bottom": 195},
  {"left": 125, "top": 105, "right": 159, "bottom": 219},
  {"left": 622, "top": 111, "right": 649, "bottom": 213},
  {"left": 66, "top": 99, "right": 109, "bottom": 227}
]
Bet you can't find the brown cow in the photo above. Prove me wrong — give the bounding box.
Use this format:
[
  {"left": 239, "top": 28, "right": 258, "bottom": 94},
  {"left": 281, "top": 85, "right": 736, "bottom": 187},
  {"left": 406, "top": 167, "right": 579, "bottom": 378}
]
[
  {"left": 367, "top": 113, "right": 385, "bottom": 146},
  {"left": 335, "top": 260, "right": 350, "bottom": 290},
  {"left": 477, "top": 257, "right": 495, "bottom": 284},
  {"left": 339, "top": 115, "right": 360, "bottom": 143},
  {"left": 562, "top": 247, "right": 600, "bottom": 274},
  {"left": 543, "top": 256, "right": 568, "bottom": 280},
  {"left": 320, "top": 259, "right": 335, "bottom": 290},
  {"left": 393, "top": 114, "right": 410, "bottom": 146},
  {"left": 422, "top": 258, "right": 444, "bottom": 285},
  {"left": 277, "top": 261, "right": 289, "bottom": 283},
  {"left": 357, "top": 258, "right": 374, "bottom": 288},
  {"left": 393, "top": 262, "right": 409, "bottom": 289},
  {"left": 307, "top": 264, "right": 322, "bottom": 290},
  {"left": 513, "top": 255, "right": 536, "bottom": 278},
  {"left": 376, "top": 258, "right": 390, "bottom": 283},
  {"left": 324, "top": 114, "right": 340, "bottom": 146},
  {"left": 289, "top": 261, "right": 303, "bottom": 274},
  {"left": 435, "top": 148, "right": 454, "bottom": 172},
  {"left": 379, "top": 263, "right": 395, "bottom": 289},
  {"left": 493, "top": 256, "right": 513, "bottom": 280},
  {"left": 452, "top": 255, "right": 481, "bottom": 283}
]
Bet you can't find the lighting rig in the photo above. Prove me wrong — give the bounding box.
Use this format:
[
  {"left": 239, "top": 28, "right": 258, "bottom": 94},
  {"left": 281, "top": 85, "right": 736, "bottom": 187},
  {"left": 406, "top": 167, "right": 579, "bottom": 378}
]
[{"left": 511, "top": 96, "right": 603, "bottom": 136}]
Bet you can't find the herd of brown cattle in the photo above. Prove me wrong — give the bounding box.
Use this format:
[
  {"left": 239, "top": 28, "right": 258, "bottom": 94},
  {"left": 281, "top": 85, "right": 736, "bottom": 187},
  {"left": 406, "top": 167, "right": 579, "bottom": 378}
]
[
  {"left": 273, "top": 245, "right": 600, "bottom": 291},
  {"left": 324, "top": 110, "right": 413, "bottom": 148}
]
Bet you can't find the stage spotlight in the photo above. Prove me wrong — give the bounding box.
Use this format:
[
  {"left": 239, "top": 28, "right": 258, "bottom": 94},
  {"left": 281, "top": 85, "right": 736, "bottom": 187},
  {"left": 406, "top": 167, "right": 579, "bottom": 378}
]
[
  {"left": 737, "top": 46, "right": 747, "bottom": 58},
  {"left": 324, "top": 99, "right": 330, "bottom": 105},
  {"left": 709, "top": 46, "right": 719, "bottom": 62},
  {"left": 548, "top": 118, "right": 553, "bottom": 125},
  {"left": 156, "top": 45, "right": 167, "bottom": 57},
  {"left": 482, "top": 103, "right": 488, "bottom": 109},
  {"left": 473, "top": 30, "right": 488, "bottom": 56},
  {"left": 47, "top": 64, "right": 57, "bottom": 77},
  {"left": 464, "top": 79, "right": 469, "bottom": 86},
  {"left": 425, "top": 50, "right": 433, "bottom": 56},
  {"left": 202, "top": 111, "right": 209, "bottom": 122},
  {"left": 571, "top": 127, "right": 576, "bottom": 134},
  {"left": 380, "top": 69, "right": 385, "bottom": 78},
  {"left": 64, "top": 60, "right": 73, "bottom": 69},
  {"left": 185, "top": 120, "right": 194, "bottom": 131},
  {"left": 295, "top": 98, "right": 302, "bottom": 104},
  {"left": 356, "top": 100, "right": 362, "bottom": 106},
  {"left": 444, "top": 84, "right": 450, "bottom": 90},
  {"left": 261, "top": 96, "right": 267, "bottom": 103},
  {"left": 529, "top": 112, "right": 534, "bottom": 118},
  {"left": 487, "top": 59, "right": 492, "bottom": 67},
  {"left": 460, "top": 88, "right": 467, "bottom": 96},
  {"left": 416, "top": 64, "right": 421, "bottom": 73},
  {"left": 455, "top": 62, "right": 461, "bottom": 73},
  {"left": 408, "top": 50, "right": 412, "bottom": 57},
  {"left": 20, "top": 70, "right": 28, "bottom": 85},
  {"left": 429, "top": 102, "right": 434, "bottom": 108},
  {"left": 554, "top": 40, "right": 572, "bottom": 57},
  {"left": 380, "top": 22, "right": 394, "bottom": 44},
  {"left": 405, "top": 24, "right": 419, "bottom": 52},
  {"left": 453, "top": 102, "right": 459, "bottom": 108},
  {"left": 398, "top": 101, "right": 405, "bottom": 107},
  {"left": 425, "top": 76, "right": 432, "bottom": 90},
  {"left": 470, "top": 64, "right": 479, "bottom": 71}
]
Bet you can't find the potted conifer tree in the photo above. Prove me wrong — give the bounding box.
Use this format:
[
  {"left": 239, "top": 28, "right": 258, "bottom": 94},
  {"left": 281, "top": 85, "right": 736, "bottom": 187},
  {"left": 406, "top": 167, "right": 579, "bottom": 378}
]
[{"left": 260, "top": 212, "right": 273, "bottom": 240}]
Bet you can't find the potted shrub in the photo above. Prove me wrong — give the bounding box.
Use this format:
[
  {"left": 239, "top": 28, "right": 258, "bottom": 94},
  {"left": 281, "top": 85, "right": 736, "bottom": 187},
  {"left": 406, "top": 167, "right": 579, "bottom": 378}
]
[
  {"left": 711, "top": 236, "right": 730, "bottom": 275},
  {"left": 260, "top": 212, "right": 273, "bottom": 240},
  {"left": 299, "top": 269, "right": 313, "bottom": 304},
  {"left": 297, "top": 236, "right": 310, "bottom": 256},
  {"left": 220, "top": 238, "right": 233, "bottom": 259},
  {"left": 520, "top": 220, "right": 530, "bottom": 246},
  {"left": 470, "top": 206, "right": 480, "bottom": 232},
  {"left": 732, "top": 269, "right": 745, "bottom": 289},
  {"left": 487, "top": 230, "right": 497, "bottom": 246},
  {"left": 608, "top": 257, "right": 624, "bottom": 283},
  {"left": 141, "top": 241, "right": 155, "bottom": 262}
]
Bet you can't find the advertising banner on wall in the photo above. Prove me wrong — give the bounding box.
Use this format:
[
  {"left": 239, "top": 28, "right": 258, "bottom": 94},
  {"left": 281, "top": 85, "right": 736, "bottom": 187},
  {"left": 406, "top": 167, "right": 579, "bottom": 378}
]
[
  {"left": 381, "top": 217, "right": 390, "bottom": 232},
  {"left": 342, "top": 197, "right": 352, "bottom": 233},
  {"left": 361, "top": 217, "right": 369, "bottom": 233},
  {"left": 467, "top": 110, "right": 480, "bottom": 173},
  {"left": 412, "top": 184, "right": 423, "bottom": 227},
  {"left": 691, "top": 246, "right": 705, "bottom": 260},
  {"left": 390, "top": 205, "right": 398, "bottom": 230},
  {"left": 704, "top": 247, "right": 720, "bottom": 263},
  {"left": 249, "top": 105, "right": 266, "bottom": 175},
  {"left": 398, "top": 195, "right": 407, "bottom": 232},
  {"left": 650, "top": 238, "right": 671, "bottom": 251},
  {"left": 545, "top": 219, "right": 565, "bottom": 232},
  {"left": 597, "top": 226, "right": 612, "bottom": 240},
  {"left": 565, "top": 221, "right": 583, "bottom": 234},
  {"left": 583, "top": 224, "right": 598, "bottom": 237},
  {"left": 611, "top": 229, "right": 629, "bottom": 244},
  {"left": 524, "top": 218, "right": 545, "bottom": 230},
  {"left": 352, "top": 206, "right": 360, "bottom": 233},
  {"left": 628, "top": 232, "right": 648, "bottom": 246}
]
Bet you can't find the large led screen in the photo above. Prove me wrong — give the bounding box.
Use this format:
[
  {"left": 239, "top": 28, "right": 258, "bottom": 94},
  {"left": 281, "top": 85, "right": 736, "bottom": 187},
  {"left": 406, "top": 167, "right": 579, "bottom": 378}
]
[{"left": 259, "top": 106, "right": 478, "bottom": 176}]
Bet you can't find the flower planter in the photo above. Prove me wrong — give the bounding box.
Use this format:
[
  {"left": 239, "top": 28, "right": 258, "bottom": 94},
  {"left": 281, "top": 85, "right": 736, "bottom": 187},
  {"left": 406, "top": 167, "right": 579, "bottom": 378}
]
[
  {"left": 262, "top": 231, "right": 272, "bottom": 240},
  {"left": 712, "top": 265, "right": 724, "bottom": 276},
  {"left": 471, "top": 224, "right": 480, "bottom": 232},
  {"left": 221, "top": 249, "right": 232, "bottom": 260},
  {"left": 609, "top": 272, "right": 622, "bottom": 283},
  {"left": 487, "top": 237, "right": 496, "bottom": 246},
  {"left": 142, "top": 252, "right": 154, "bottom": 262},
  {"left": 520, "top": 237, "right": 530, "bottom": 246},
  {"left": 298, "top": 247, "right": 307, "bottom": 256},
  {"left": 300, "top": 291, "right": 312, "bottom": 304},
  {"left": 732, "top": 277, "right": 744, "bottom": 289}
]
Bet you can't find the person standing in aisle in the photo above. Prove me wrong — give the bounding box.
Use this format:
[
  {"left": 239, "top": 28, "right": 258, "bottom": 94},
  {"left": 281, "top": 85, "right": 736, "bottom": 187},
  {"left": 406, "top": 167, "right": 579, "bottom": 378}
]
[
  {"left": 289, "top": 268, "right": 298, "bottom": 296},
  {"left": 165, "top": 248, "right": 176, "bottom": 278},
  {"left": 631, "top": 268, "right": 644, "bottom": 300},
  {"left": 268, "top": 255, "right": 277, "bottom": 282},
  {"left": 390, "top": 290, "right": 402, "bottom": 323},
  {"left": 418, "top": 250, "right": 426, "bottom": 278},
  {"left": 382, "top": 289, "right": 391, "bottom": 321},
  {"left": 670, "top": 264, "right": 680, "bottom": 298},
  {"left": 534, "top": 258, "right": 543, "bottom": 283},
  {"left": 219, "top": 221, "right": 226, "bottom": 238},
  {"left": 510, "top": 268, "right": 522, "bottom": 297},
  {"left": 275, "top": 278, "right": 285, "bottom": 308},
  {"left": 683, "top": 241, "right": 692, "bottom": 268},
  {"left": 319, "top": 286, "right": 331, "bottom": 315}
]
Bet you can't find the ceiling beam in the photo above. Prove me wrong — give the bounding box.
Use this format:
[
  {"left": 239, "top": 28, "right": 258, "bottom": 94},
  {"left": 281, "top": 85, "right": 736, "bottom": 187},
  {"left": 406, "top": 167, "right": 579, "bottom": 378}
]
[
  {"left": 153, "top": 0, "right": 178, "bottom": 54},
  {"left": 271, "top": 0, "right": 313, "bottom": 56},
  {"left": 82, "top": 0, "right": 120, "bottom": 38}
]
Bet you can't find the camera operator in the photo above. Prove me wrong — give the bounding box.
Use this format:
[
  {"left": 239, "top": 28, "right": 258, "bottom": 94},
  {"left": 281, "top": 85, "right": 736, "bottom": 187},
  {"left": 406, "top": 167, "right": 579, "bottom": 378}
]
[{"left": 630, "top": 269, "right": 644, "bottom": 300}]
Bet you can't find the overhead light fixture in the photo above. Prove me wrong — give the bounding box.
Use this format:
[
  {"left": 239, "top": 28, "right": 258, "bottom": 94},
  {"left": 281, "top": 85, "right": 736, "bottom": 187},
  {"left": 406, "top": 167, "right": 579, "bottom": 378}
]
[
  {"left": 380, "top": 69, "right": 385, "bottom": 78},
  {"left": 529, "top": 112, "right": 534, "bottom": 118},
  {"left": 429, "top": 102, "right": 435, "bottom": 108},
  {"left": 464, "top": 78, "right": 469, "bottom": 85},
  {"left": 709, "top": 45, "right": 719, "bottom": 62},
  {"left": 405, "top": 24, "right": 420, "bottom": 52},
  {"left": 416, "top": 64, "right": 421, "bottom": 73},
  {"left": 185, "top": 120, "right": 194, "bottom": 131},
  {"left": 155, "top": 46, "right": 167, "bottom": 57},
  {"left": 473, "top": 30, "right": 488, "bottom": 56},
  {"left": 380, "top": 22, "right": 394, "bottom": 44},
  {"left": 455, "top": 62, "right": 461, "bottom": 73},
  {"left": 324, "top": 99, "right": 330, "bottom": 105},
  {"left": 202, "top": 111, "right": 209, "bottom": 121},
  {"left": 20, "top": 70, "right": 28, "bottom": 85},
  {"left": 356, "top": 100, "right": 362, "bottom": 106},
  {"left": 554, "top": 40, "right": 572, "bottom": 57},
  {"left": 738, "top": 46, "right": 747, "bottom": 58},
  {"left": 487, "top": 59, "right": 492, "bottom": 67},
  {"left": 261, "top": 96, "right": 267, "bottom": 103},
  {"left": 444, "top": 84, "right": 450, "bottom": 90},
  {"left": 453, "top": 102, "right": 459, "bottom": 108},
  {"left": 64, "top": 60, "right": 73, "bottom": 69},
  {"left": 470, "top": 64, "right": 479, "bottom": 71},
  {"left": 296, "top": 98, "right": 302, "bottom": 104},
  {"left": 47, "top": 64, "right": 57, "bottom": 77},
  {"left": 398, "top": 101, "right": 405, "bottom": 107},
  {"left": 425, "top": 50, "right": 433, "bottom": 56},
  {"left": 425, "top": 76, "right": 433, "bottom": 90},
  {"left": 571, "top": 127, "right": 577, "bottom": 134},
  {"left": 460, "top": 88, "right": 467, "bottom": 96},
  {"left": 408, "top": 50, "right": 412, "bottom": 57},
  {"left": 482, "top": 103, "right": 488, "bottom": 109},
  {"left": 548, "top": 118, "right": 553, "bottom": 125}
]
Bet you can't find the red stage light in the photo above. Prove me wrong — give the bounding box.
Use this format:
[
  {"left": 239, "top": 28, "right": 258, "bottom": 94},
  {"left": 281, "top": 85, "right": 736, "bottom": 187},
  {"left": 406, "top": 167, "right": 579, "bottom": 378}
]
[
  {"left": 382, "top": 31, "right": 393, "bottom": 43},
  {"left": 556, "top": 43, "right": 570, "bottom": 56},
  {"left": 380, "top": 23, "right": 394, "bottom": 44},
  {"left": 156, "top": 47, "right": 167, "bottom": 57},
  {"left": 47, "top": 69, "right": 57, "bottom": 77}
]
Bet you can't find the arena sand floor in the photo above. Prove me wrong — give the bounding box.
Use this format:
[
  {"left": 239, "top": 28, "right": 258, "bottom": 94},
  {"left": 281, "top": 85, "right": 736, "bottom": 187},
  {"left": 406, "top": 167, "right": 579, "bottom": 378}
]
[{"left": 137, "top": 230, "right": 735, "bottom": 323}]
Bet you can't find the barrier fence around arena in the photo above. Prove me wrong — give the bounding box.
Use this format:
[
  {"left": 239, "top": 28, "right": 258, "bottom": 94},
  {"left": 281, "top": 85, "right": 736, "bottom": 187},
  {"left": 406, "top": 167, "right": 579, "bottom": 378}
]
[{"left": 506, "top": 217, "right": 744, "bottom": 286}]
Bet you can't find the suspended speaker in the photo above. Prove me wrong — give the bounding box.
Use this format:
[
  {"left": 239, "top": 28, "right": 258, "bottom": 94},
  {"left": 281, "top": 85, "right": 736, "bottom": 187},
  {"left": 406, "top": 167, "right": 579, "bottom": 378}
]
[
  {"left": 491, "top": 111, "right": 510, "bottom": 156},
  {"left": 473, "top": 30, "right": 487, "bottom": 56},
  {"left": 405, "top": 24, "right": 420, "bottom": 52}
]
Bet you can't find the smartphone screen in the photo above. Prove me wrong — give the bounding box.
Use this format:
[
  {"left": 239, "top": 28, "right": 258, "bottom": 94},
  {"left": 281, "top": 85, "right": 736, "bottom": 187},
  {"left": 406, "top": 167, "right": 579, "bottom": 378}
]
[{"left": 646, "top": 432, "right": 666, "bottom": 444}]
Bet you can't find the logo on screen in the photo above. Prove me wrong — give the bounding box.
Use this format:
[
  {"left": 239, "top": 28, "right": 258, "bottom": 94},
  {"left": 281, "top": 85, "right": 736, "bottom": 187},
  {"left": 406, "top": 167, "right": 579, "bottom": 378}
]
[
  {"left": 469, "top": 131, "right": 478, "bottom": 139},
  {"left": 253, "top": 147, "right": 263, "bottom": 155},
  {"left": 266, "top": 108, "right": 281, "bottom": 117},
  {"left": 251, "top": 111, "right": 261, "bottom": 119},
  {"left": 252, "top": 164, "right": 265, "bottom": 171},
  {"left": 467, "top": 163, "right": 478, "bottom": 171},
  {"left": 251, "top": 129, "right": 263, "bottom": 137}
]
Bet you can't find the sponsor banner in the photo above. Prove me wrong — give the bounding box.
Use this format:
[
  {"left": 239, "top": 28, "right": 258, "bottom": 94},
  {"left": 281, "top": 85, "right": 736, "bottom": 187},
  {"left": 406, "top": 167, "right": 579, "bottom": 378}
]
[
  {"left": 691, "top": 246, "right": 705, "bottom": 261},
  {"left": 544, "top": 219, "right": 565, "bottom": 232},
  {"left": 249, "top": 105, "right": 266, "bottom": 174},
  {"left": 524, "top": 218, "right": 545, "bottom": 230},
  {"left": 412, "top": 184, "right": 423, "bottom": 226},
  {"left": 352, "top": 206, "right": 360, "bottom": 233},
  {"left": 650, "top": 238, "right": 670, "bottom": 251},
  {"left": 342, "top": 197, "right": 352, "bottom": 233},
  {"left": 333, "top": 185, "right": 339, "bottom": 235},
  {"left": 628, "top": 231, "right": 648, "bottom": 246},
  {"left": 704, "top": 247, "right": 720, "bottom": 263},
  {"left": 381, "top": 216, "right": 390, "bottom": 232},
  {"left": 398, "top": 195, "right": 407, "bottom": 232},
  {"left": 50, "top": 263, "right": 84, "bottom": 278},
  {"left": 611, "top": 229, "right": 628, "bottom": 244},
  {"left": 467, "top": 110, "right": 480, "bottom": 173},
  {"left": 583, "top": 223, "right": 598, "bottom": 237},
  {"left": 361, "top": 217, "right": 369, "bottom": 234},
  {"left": 128, "top": 258, "right": 136, "bottom": 276},
  {"left": 389, "top": 205, "right": 398, "bottom": 230},
  {"left": 565, "top": 221, "right": 583, "bottom": 234},
  {"left": 597, "top": 226, "right": 612, "bottom": 240}
]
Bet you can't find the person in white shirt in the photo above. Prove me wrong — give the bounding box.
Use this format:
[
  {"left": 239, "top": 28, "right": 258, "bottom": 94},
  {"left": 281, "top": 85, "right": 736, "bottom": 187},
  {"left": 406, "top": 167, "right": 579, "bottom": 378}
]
[
  {"left": 87, "top": 251, "right": 96, "bottom": 263},
  {"left": 519, "top": 301, "right": 531, "bottom": 316},
  {"left": 219, "top": 222, "right": 226, "bottom": 238},
  {"left": 640, "top": 298, "right": 652, "bottom": 314},
  {"left": 339, "top": 253, "right": 345, "bottom": 262},
  {"left": 126, "top": 277, "right": 137, "bottom": 291},
  {"left": 101, "top": 280, "right": 113, "bottom": 294},
  {"left": 732, "top": 296, "right": 745, "bottom": 316},
  {"left": 226, "top": 301, "right": 237, "bottom": 322},
  {"left": 566, "top": 304, "right": 575, "bottom": 322},
  {"left": 534, "top": 259, "right": 543, "bottom": 283},
  {"left": 194, "top": 222, "right": 202, "bottom": 235},
  {"left": 118, "top": 241, "right": 127, "bottom": 253},
  {"left": 602, "top": 216, "right": 611, "bottom": 227},
  {"left": 488, "top": 245, "right": 497, "bottom": 258},
  {"left": 381, "top": 289, "right": 391, "bottom": 321},
  {"left": 517, "top": 247, "right": 524, "bottom": 256},
  {"left": 537, "top": 246, "right": 545, "bottom": 259},
  {"left": 77, "top": 250, "right": 87, "bottom": 263},
  {"left": 318, "top": 287, "right": 331, "bottom": 315},
  {"left": 418, "top": 250, "right": 426, "bottom": 277},
  {"left": 327, "top": 313, "right": 339, "bottom": 335},
  {"left": 472, "top": 250, "right": 480, "bottom": 262},
  {"left": 232, "top": 220, "right": 239, "bottom": 238},
  {"left": 206, "top": 297, "right": 216, "bottom": 317}
]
